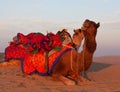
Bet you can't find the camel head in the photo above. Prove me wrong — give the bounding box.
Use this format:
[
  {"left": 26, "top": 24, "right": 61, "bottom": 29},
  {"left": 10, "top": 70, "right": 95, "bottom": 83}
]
[
  {"left": 81, "top": 19, "right": 100, "bottom": 37},
  {"left": 57, "top": 29, "right": 73, "bottom": 45},
  {"left": 72, "top": 19, "right": 100, "bottom": 50},
  {"left": 72, "top": 29, "right": 84, "bottom": 47},
  {"left": 81, "top": 19, "right": 100, "bottom": 53}
]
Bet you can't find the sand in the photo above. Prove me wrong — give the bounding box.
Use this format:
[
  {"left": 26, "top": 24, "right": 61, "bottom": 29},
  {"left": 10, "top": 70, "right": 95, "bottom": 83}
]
[{"left": 0, "top": 54, "right": 120, "bottom": 92}]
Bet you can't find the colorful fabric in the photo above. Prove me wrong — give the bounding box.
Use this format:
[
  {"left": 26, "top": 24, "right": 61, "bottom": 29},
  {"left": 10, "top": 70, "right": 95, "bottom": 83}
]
[
  {"left": 17, "top": 32, "right": 46, "bottom": 52},
  {"left": 5, "top": 44, "right": 27, "bottom": 60},
  {"left": 42, "top": 33, "right": 62, "bottom": 51},
  {"left": 5, "top": 32, "right": 62, "bottom": 60},
  {"left": 22, "top": 44, "right": 72, "bottom": 75}
]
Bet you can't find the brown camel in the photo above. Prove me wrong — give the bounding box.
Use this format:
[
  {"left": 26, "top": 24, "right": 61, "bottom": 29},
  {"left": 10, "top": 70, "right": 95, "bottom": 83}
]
[
  {"left": 73, "top": 19, "right": 100, "bottom": 72},
  {"left": 52, "top": 19, "right": 100, "bottom": 85}
]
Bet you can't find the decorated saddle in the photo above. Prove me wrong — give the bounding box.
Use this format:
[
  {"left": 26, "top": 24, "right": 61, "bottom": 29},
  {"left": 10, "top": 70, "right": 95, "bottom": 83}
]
[
  {"left": 5, "top": 32, "right": 61, "bottom": 60},
  {"left": 5, "top": 32, "right": 45, "bottom": 60},
  {"left": 5, "top": 32, "right": 73, "bottom": 75},
  {"left": 22, "top": 45, "right": 72, "bottom": 75}
]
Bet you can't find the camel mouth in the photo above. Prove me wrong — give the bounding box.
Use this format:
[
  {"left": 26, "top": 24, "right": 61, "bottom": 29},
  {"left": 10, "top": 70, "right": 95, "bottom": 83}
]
[
  {"left": 81, "top": 25, "right": 89, "bottom": 31},
  {"left": 72, "top": 37, "right": 84, "bottom": 48},
  {"left": 72, "top": 28, "right": 85, "bottom": 49}
]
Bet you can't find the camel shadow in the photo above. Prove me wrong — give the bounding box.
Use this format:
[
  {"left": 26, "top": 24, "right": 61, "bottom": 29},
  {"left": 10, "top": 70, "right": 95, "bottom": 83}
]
[
  {"left": 80, "top": 62, "right": 112, "bottom": 80},
  {"left": 88, "top": 62, "right": 112, "bottom": 72}
]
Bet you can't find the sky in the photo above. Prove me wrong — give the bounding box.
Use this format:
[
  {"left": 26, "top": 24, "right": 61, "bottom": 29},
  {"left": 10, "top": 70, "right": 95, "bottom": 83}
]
[{"left": 0, "top": 0, "right": 120, "bottom": 57}]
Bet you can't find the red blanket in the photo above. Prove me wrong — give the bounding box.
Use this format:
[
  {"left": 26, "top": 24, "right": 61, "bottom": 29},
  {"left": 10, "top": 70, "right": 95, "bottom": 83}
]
[
  {"left": 5, "top": 32, "right": 62, "bottom": 60},
  {"left": 5, "top": 44, "right": 27, "bottom": 60},
  {"left": 22, "top": 45, "right": 72, "bottom": 75}
]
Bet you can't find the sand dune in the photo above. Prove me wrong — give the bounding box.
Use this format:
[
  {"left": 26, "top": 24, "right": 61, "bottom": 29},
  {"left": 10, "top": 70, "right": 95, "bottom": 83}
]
[{"left": 0, "top": 54, "right": 120, "bottom": 92}]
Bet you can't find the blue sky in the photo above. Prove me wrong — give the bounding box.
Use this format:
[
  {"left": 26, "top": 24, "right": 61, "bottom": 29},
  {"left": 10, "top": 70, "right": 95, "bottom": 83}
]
[
  {"left": 0, "top": 0, "right": 120, "bottom": 21},
  {"left": 0, "top": 0, "right": 120, "bottom": 56}
]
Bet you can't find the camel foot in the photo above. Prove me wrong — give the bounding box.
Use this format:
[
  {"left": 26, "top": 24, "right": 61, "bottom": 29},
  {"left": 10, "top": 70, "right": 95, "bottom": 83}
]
[
  {"left": 77, "top": 76, "right": 92, "bottom": 85},
  {"left": 58, "top": 76, "right": 76, "bottom": 85}
]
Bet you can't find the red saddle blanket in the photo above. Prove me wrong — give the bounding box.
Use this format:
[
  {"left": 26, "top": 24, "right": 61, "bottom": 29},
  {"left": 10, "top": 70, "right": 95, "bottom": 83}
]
[
  {"left": 5, "top": 32, "right": 62, "bottom": 60},
  {"left": 5, "top": 44, "right": 27, "bottom": 60},
  {"left": 21, "top": 45, "right": 72, "bottom": 75}
]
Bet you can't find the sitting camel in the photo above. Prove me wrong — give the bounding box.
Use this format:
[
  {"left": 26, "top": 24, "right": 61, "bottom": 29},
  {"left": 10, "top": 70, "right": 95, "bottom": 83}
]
[{"left": 51, "top": 19, "right": 100, "bottom": 85}]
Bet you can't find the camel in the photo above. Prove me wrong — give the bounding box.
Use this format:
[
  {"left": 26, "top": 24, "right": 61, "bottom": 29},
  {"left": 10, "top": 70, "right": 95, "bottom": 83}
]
[
  {"left": 73, "top": 19, "right": 100, "bottom": 72},
  {"left": 51, "top": 19, "right": 100, "bottom": 85}
]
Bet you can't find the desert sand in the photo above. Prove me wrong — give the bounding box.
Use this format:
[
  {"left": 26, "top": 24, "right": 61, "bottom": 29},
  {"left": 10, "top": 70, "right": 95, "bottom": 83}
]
[{"left": 0, "top": 53, "right": 120, "bottom": 92}]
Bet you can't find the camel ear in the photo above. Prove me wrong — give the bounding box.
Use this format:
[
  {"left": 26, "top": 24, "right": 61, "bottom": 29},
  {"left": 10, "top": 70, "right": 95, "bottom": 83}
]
[
  {"left": 57, "top": 31, "right": 61, "bottom": 34},
  {"left": 96, "top": 22, "right": 100, "bottom": 28},
  {"left": 85, "top": 19, "right": 89, "bottom": 21},
  {"left": 85, "top": 19, "right": 90, "bottom": 22},
  {"left": 62, "top": 29, "right": 67, "bottom": 32},
  {"left": 74, "top": 29, "right": 77, "bottom": 33}
]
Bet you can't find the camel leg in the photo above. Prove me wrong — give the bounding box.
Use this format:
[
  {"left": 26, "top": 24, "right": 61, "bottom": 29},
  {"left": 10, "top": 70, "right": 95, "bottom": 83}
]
[
  {"left": 69, "top": 74, "right": 86, "bottom": 82},
  {"left": 69, "top": 73, "right": 91, "bottom": 85},
  {"left": 67, "top": 71, "right": 87, "bottom": 84},
  {"left": 67, "top": 70, "right": 93, "bottom": 85},
  {"left": 52, "top": 74, "right": 76, "bottom": 85}
]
